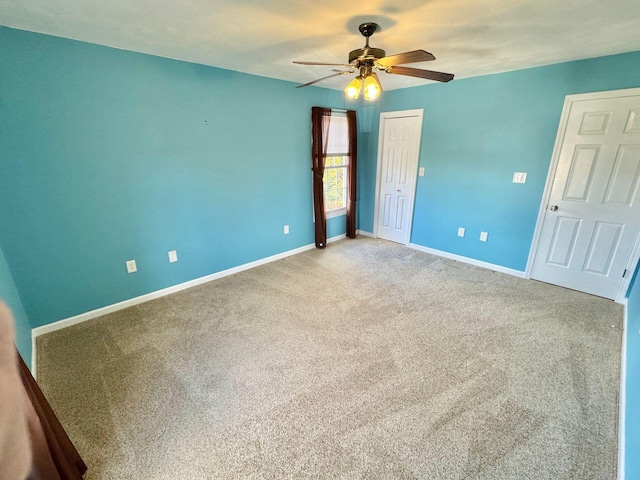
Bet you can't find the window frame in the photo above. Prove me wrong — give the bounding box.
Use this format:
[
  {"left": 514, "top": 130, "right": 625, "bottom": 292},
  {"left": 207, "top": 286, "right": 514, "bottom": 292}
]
[
  {"left": 323, "top": 155, "right": 349, "bottom": 218},
  {"left": 322, "top": 112, "right": 350, "bottom": 218}
]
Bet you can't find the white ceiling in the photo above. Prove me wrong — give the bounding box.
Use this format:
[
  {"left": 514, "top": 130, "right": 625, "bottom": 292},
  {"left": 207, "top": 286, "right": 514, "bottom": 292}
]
[{"left": 2, "top": 0, "right": 640, "bottom": 91}]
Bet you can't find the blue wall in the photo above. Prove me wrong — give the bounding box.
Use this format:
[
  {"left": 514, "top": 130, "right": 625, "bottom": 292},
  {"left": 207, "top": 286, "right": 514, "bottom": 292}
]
[
  {"left": 361, "top": 51, "right": 640, "bottom": 271},
  {"left": 0, "top": 244, "right": 31, "bottom": 366},
  {"left": 627, "top": 265, "right": 640, "bottom": 478},
  {"left": 0, "top": 26, "right": 348, "bottom": 327}
]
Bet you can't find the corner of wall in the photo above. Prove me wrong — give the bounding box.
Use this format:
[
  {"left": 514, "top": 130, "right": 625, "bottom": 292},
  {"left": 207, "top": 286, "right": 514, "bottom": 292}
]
[{"left": 0, "top": 244, "right": 32, "bottom": 370}]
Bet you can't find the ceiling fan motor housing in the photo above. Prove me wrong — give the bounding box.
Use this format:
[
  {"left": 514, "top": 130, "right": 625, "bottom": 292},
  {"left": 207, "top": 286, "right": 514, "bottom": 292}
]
[{"left": 348, "top": 47, "right": 386, "bottom": 64}]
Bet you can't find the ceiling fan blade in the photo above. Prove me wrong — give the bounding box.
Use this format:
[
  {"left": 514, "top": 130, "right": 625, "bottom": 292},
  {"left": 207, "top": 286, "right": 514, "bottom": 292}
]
[
  {"left": 387, "top": 66, "right": 454, "bottom": 83},
  {"left": 293, "top": 60, "right": 354, "bottom": 67},
  {"left": 376, "top": 50, "right": 435, "bottom": 67},
  {"left": 295, "top": 71, "right": 352, "bottom": 89}
]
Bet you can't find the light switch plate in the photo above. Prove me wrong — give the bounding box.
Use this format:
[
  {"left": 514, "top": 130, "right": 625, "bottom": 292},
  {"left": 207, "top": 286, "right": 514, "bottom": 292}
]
[
  {"left": 418, "top": 167, "right": 425, "bottom": 177},
  {"left": 513, "top": 172, "right": 527, "bottom": 184},
  {"left": 479, "top": 231, "right": 488, "bottom": 242},
  {"left": 457, "top": 227, "right": 465, "bottom": 237},
  {"left": 284, "top": 225, "right": 289, "bottom": 235},
  {"left": 168, "top": 250, "right": 178, "bottom": 263},
  {"left": 126, "top": 260, "right": 137, "bottom": 273}
]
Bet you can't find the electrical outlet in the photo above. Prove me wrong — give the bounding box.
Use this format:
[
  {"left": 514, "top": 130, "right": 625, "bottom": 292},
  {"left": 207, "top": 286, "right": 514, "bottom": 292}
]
[
  {"left": 168, "top": 250, "right": 178, "bottom": 263},
  {"left": 479, "top": 231, "right": 488, "bottom": 242},
  {"left": 513, "top": 172, "right": 527, "bottom": 184},
  {"left": 126, "top": 260, "right": 137, "bottom": 273},
  {"left": 284, "top": 225, "right": 289, "bottom": 235},
  {"left": 457, "top": 227, "right": 465, "bottom": 237}
]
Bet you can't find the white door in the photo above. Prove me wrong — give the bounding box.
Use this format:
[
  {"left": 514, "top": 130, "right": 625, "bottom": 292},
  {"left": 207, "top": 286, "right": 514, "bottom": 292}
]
[
  {"left": 375, "top": 111, "right": 423, "bottom": 244},
  {"left": 530, "top": 90, "right": 640, "bottom": 299}
]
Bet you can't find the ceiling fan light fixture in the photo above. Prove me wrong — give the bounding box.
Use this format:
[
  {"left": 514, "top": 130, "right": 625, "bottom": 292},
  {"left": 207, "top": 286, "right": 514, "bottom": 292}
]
[
  {"left": 294, "top": 22, "right": 453, "bottom": 92},
  {"left": 344, "top": 76, "right": 363, "bottom": 99},
  {"left": 363, "top": 72, "right": 382, "bottom": 101}
]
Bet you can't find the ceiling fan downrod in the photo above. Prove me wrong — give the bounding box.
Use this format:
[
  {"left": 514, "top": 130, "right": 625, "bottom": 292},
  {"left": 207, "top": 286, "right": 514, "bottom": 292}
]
[{"left": 349, "top": 23, "right": 385, "bottom": 64}]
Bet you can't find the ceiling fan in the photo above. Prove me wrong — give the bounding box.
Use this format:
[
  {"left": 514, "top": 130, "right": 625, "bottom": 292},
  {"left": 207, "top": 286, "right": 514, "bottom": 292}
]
[{"left": 293, "top": 22, "right": 454, "bottom": 100}]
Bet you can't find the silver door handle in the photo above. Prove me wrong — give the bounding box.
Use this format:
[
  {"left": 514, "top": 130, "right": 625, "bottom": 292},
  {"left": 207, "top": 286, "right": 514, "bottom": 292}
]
[{"left": 549, "top": 205, "right": 558, "bottom": 211}]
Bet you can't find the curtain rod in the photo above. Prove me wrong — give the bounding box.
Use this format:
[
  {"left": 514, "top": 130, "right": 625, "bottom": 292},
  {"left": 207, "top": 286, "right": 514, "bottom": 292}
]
[{"left": 313, "top": 107, "right": 354, "bottom": 113}]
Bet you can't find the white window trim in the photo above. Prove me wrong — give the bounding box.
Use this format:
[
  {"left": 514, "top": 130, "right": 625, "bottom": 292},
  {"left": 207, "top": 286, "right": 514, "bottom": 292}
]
[
  {"left": 323, "top": 154, "right": 349, "bottom": 216},
  {"left": 326, "top": 206, "right": 347, "bottom": 219}
]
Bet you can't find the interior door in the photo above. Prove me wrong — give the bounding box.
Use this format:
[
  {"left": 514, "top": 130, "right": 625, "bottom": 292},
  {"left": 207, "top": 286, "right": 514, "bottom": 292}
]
[
  {"left": 530, "top": 92, "right": 640, "bottom": 299},
  {"left": 376, "top": 112, "right": 422, "bottom": 244}
]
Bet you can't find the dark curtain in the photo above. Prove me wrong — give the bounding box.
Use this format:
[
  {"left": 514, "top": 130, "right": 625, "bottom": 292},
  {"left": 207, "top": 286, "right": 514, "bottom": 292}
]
[
  {"left": 311, "top": 107, "right": 332, "bottom": 248},
  {"left": 18, "top": 353, "right": 87, "bottom": 480},
  {"left": 345, "top": 110, "right": 358, "bottom": 238}
]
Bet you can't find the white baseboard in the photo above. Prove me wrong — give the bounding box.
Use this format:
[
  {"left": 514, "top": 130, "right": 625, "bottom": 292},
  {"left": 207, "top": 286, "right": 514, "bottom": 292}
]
[
  {"left": 326, "top": 234, "right": 347, "bottom": 243},
  {"left": 619, "top": 298, "right": 628, "bottom": 480},
  {"left": 32, "top": 234, "right": 348, "bottom": 340},
  {"left": 356, "top": 230, "right": 374, "bottom": 238},
  {"left": 408, "top": 243, "right": 526, "bottom": 278},
  {"left": 31, "top": 333, "right": 37, "bottom": 380}
]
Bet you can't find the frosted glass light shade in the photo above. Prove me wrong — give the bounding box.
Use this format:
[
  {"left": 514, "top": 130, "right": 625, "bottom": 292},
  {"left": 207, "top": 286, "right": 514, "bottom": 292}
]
[
  {"left": 344, "top": 76, "right": 363, "bottom": 99},
  {"left": 363, "top": 73, "right": 382, "bottom": 101}
]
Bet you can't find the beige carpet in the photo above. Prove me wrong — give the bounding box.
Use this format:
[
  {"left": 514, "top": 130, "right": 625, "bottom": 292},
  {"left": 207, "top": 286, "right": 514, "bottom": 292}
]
[{"left": 37, "top": 238, "right": 623, "bottom": 479}]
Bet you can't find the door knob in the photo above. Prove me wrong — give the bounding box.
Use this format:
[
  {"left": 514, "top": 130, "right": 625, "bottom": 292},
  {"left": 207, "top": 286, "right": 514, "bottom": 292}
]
[{"left": 549, "top": 205, "right": 558, "bottom": 211}]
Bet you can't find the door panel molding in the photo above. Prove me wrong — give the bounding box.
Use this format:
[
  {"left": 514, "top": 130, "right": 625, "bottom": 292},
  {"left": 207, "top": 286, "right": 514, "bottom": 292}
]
[
  {"left": 526, "top": 87, "right": 640, "bottom": 303},
  {"left": 373, "top": 109, "right": 424, "bottom": 244}
]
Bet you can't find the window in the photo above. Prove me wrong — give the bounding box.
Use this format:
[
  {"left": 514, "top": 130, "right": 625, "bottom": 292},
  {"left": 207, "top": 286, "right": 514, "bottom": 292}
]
[
  {"left": 311, "top": 106, "right": 357, "bottom": 247},
  {"left": 323, "top": 112, "right": 349, "bottom": 217},
  {"left": 324, "top": 156, "right": 348, "bottom": 213}
]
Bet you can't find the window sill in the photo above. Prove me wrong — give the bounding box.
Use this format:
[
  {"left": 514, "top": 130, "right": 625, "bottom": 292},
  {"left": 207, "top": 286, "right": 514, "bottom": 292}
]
[{"left": 325, "top": 207, "right": 347, "bottom": 219}]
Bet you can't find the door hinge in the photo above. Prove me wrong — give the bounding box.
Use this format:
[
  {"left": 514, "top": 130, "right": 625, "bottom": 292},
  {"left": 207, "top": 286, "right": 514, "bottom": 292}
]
[{"left": 623, "top": 268, "right": 628, "bottom": 278}]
